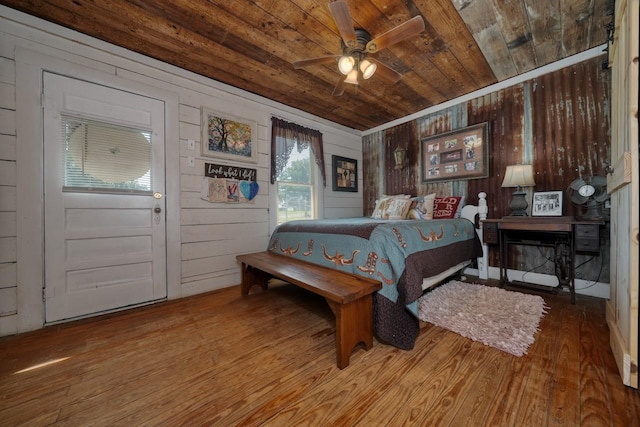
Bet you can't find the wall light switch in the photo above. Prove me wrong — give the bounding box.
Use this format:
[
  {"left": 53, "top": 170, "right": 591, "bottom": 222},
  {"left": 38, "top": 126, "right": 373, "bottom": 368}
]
[
  {"left": 188, "top": 156, "right": 195, "bottom": 167},
  {"left": 187, "top": 139, "right": 195, "bottom": 150}
]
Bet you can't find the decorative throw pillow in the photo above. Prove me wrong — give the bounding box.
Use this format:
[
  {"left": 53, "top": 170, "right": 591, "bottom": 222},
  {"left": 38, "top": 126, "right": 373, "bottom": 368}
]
[
  {"left": 406, "top": 197, "right": 422, "bottom": 219},
  {"left": 433, "top": 196, "right": 463, "bottom": 219},
  {"left": 383, "top": 198, "right": 414, "bottom": 219},
  {"left": 371, "top": 195, "right": 411, "bottom": 219},
  {"left": 407, "top": 193, "right": 436, "bottom": 220}
]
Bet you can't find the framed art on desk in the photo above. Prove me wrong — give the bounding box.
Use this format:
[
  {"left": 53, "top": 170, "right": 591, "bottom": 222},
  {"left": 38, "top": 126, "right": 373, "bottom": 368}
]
[{"left": 532, "top": 191, "right": 563, "bottom": 216}]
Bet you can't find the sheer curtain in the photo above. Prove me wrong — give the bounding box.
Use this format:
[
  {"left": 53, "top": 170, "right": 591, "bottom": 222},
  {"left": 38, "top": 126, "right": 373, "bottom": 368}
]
[{"left": 270, "top": 117, "right": 326, "bottom": 186}]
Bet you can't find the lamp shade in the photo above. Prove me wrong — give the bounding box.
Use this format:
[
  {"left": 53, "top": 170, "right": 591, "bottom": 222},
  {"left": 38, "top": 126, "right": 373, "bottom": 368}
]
[
  {"left": 344, "top": 69, "right": 359, "bottom": 85},
  {"left": 338, "top": 56, "right": 355, "bottom": 75},
  {"left": 501, "top": 164, "right": 535, "bottom": 188},
  {"left": 360, "top": 59, "right": 377, "bottom": 79}
]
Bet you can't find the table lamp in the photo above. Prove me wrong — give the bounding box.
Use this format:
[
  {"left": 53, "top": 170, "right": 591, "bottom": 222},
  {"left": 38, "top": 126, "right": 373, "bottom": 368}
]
[{"left": 502, "top": 164, "right": 535, "bottom": 216}]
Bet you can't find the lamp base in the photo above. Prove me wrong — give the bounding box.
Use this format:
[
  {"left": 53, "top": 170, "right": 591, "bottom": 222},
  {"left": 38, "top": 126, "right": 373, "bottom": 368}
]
[{"left": 508, "top": 190, "right": 529, "bottom": 216}]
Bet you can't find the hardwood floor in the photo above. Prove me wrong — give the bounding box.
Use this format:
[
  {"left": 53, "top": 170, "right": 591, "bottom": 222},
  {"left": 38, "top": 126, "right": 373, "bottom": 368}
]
[{"left": 1, "top": 278, "right": 639, "bottom": 426}]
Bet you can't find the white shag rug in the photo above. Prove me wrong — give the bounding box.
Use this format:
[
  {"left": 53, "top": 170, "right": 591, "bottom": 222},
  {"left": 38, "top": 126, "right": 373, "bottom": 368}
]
[{"left": 418, "top": 281, "right": 548, "bottom": 357}]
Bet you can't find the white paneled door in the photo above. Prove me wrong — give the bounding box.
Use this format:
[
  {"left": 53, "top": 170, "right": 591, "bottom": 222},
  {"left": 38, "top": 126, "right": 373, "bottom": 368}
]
[{"left": 43, "top": 73, "right": 167, "bottom": 323}]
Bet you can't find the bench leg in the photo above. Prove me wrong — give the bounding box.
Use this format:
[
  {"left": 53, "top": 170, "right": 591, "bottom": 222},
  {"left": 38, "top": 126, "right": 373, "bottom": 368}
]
[
  {"left": 326, "top": 295, "right": 374, "bottom": 369},
  {"left": 240, "top": 263, "right": 269, "bottom": 296}
]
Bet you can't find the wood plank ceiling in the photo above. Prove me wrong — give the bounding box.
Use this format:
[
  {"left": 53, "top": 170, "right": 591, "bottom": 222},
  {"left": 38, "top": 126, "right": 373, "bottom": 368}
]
[{"left": 0, "top": 0, "right": 614, "bottom": 131}]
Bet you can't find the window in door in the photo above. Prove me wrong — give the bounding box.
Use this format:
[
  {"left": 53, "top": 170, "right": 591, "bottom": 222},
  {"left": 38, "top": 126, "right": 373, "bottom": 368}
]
[{"left": 62, "top": 115, "right": 152, "bottom": 194}]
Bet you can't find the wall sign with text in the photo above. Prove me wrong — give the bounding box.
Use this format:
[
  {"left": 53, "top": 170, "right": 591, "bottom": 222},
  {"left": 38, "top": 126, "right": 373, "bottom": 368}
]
[{"left": 201, "top": 163, "right": 259, "bottom": 203}]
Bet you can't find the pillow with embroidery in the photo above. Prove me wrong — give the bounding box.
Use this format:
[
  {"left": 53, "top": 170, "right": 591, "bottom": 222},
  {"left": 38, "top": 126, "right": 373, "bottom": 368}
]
[
  {"left": 371, "top": 195, "right": 411, "bottom": 219},
  {"left": 433, "top": 196, "right": 463, "bottom": 219},
  {"left": 378, "top": 198, "right": 414, "bottom": 219}
]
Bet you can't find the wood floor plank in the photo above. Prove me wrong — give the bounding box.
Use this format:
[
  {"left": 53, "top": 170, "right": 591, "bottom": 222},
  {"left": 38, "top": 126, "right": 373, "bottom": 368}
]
[
  {"left": 253, "top": 327, "right": 439, "bottom": 426},
  {"left": 0, "top": 387, "right": 67, "bottom": 426},
  {"left": 480, "top": 292, "right": 559, "bottom": 426},
  {"left": 547, "top": 298, "right": 582, "bottom": 426},
  {"left": 408, "top": 341, "right": 495, "bottom": 425},
  {"left": 129, "top": 326, "right": 336, "bottom": 425},
  {"left": 511, "top": 293, "right": 564, "bottom": 426},
  {"left": 348, "top": 326, "right": 466, "bottom": 425},
  {"left": 448, "top": 346, "right": 510, "bottom": 425},
  {"left": 59, "top": 307, "right": 330, "bottom": 424},
  {"left": 1, "top": 279, "right": 639, "bottom": 426},
  {"left": 581, "top": 299, "right": 640, "bottom": 427}
]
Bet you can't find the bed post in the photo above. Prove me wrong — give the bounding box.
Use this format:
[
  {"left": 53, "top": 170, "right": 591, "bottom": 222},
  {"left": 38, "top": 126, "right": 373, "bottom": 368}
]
[{"left": 477, "top": 192, "right": 489, "bottom": 279}]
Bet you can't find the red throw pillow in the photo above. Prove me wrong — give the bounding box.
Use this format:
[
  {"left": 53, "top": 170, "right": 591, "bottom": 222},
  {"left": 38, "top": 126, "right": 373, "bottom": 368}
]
[{"left": 433, "top": 196, "right": 462, "bottom": 219}]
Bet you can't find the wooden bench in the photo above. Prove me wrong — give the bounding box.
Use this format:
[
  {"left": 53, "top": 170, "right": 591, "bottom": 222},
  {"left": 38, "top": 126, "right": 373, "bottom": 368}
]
[{"left": 236, "top": 251, "right": 382, "bottom": 369}]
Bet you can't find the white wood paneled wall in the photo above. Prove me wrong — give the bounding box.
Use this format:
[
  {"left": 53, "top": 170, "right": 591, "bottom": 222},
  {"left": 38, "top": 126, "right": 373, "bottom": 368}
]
[
  {"left": 0, "top": 44, "right": 17, "bottom": 322},
  {"left": 0, "top": 5, "right": 363, "bottom": 336}
]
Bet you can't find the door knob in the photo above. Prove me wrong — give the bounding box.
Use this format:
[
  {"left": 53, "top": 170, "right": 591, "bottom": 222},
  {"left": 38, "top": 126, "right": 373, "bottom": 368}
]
[{"left": 154, "top": 206, "right": 162, "bottom": 213}]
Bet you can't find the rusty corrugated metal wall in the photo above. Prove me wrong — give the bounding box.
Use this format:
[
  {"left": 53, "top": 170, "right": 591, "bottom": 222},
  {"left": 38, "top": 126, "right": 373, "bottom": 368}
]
[
  {"left": 363, "top": 55, "right": 611, "bottom": 280},
  {"left": 362, "top": 131, "right": 383, "bottom": 216},
  {"left": 531, "top": 59, "right": 611, "bottom": 218},
  {"left": 384, "top": 121, "right": 417, "bottom": 196}
]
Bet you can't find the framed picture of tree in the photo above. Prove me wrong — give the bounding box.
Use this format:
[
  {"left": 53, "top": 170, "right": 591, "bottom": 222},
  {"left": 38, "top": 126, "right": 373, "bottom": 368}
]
[{"left": 201, "top": 107, "right": 257, "bottom": 163}]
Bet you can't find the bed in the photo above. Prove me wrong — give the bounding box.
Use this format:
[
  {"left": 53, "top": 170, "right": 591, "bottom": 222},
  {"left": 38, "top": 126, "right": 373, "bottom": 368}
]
[{"left": 266, "top": 192, "right": 488, "bottom": 350}]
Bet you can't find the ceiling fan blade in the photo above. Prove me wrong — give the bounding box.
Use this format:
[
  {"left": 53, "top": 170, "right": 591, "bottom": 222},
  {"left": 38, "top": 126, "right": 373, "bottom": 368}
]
[
  {"left": 328, "top": 0, "right": 357, "bottom": 48},
  {"left": 333, "top": 75, "right": 347, "bottom": 96},
  {"left": 369, "top": 58, "right": 402, "bottom": 83},
  {"left": 293, "top": 55, "right": 338, "bottom": 69},
  {"left": 366, "top": 16, "right": 425, "bottom": 53}
]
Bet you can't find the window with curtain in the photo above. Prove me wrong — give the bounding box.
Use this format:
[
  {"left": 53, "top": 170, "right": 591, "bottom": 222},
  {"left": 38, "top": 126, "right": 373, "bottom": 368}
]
[{"left": 271, "top": 117, "right": 325, "bottom": 224}]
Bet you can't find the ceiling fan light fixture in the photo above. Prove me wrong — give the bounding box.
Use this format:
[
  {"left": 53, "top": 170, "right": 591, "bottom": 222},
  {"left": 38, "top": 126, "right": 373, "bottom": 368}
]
[
  {"left": 344, "top": 69, "right": 359, "bottom": 85},
  {"left": 338, "top": 55, "right": 355, "bottom": 75},
  {"left": 295, "top": 2, "right": 424, "bottom": 96},
  {"left": 360, "top": 59, "right": 376, "bottom": 79}
]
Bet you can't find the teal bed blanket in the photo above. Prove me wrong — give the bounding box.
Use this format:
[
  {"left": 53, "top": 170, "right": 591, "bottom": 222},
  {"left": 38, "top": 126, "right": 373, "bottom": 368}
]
[{"left": 267, "top": 217, "right": 483, "bottom": 350}]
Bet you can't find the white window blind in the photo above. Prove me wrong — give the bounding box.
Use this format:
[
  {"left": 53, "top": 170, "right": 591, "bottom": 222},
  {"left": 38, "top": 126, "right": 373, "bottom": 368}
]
[{"left": 62, "top": 116, "right": 152, "bottom": 193}]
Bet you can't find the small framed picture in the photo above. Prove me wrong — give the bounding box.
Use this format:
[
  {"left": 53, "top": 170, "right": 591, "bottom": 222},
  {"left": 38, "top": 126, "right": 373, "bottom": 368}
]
[
  {"left": 332, "top": 155, "right": 358, "bottom": 192},
  {"left": 532, "top": 191, "right": 563, "bottom": 216}
]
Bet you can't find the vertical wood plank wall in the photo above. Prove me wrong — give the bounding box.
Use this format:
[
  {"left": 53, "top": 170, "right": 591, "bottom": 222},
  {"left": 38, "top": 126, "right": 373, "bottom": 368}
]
[{"left": 363, "top": 55, "right": 611, "bottom": 279}]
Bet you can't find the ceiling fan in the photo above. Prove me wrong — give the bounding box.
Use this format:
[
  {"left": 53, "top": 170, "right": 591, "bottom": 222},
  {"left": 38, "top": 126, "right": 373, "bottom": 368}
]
[{"left": 293, "top": 0, "right": 425, "bottom": 96}]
